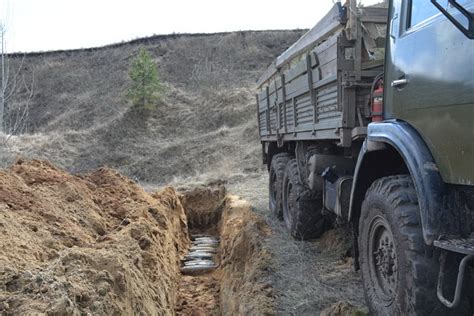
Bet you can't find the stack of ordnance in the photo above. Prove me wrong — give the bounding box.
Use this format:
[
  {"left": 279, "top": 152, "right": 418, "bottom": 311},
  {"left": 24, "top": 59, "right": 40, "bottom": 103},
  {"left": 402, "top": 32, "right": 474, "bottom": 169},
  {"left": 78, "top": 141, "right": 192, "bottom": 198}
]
[{"left": 180, "top": 235, "right": 219, "bottom": 275}]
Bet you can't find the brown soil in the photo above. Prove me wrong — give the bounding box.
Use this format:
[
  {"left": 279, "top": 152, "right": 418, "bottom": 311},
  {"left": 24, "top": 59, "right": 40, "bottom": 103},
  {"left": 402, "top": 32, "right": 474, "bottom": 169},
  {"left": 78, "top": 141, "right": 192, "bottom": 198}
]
[
  {"left": 175, "top": 187, "right": 274, "bottom": 315},
  {"left": 179, "top": 185, "right": 226, "bottom": 233},
  {"left": 218, "top": 195, "right": 274, "bottom": 315},
  {"left": 0, "top": 159, "right": 189, "bottom": 314},
  {"left": 0, "top": 161, "right": 274, "bottom": 315},
  {"left": 175, "top": 275, "right": 221, "bottom": 315}
]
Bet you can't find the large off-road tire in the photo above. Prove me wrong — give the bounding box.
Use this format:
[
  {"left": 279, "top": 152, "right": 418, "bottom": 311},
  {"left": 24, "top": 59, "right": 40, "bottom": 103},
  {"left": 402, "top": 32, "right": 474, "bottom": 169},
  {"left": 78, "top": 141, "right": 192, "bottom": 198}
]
[
  {"left": 359, "top": 175, "right": 471, "bottom": 315},
  {"left": 269, "top": 153, "right": 291, "bottom": 219},
  {"left": 282, "top": 159, "right": 326, "bottom": 239}
]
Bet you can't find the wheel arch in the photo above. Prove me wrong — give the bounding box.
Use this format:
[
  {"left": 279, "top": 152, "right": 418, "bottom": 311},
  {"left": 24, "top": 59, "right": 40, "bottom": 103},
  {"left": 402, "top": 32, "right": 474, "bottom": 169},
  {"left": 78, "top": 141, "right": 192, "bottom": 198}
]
[
  {"left": 349, "top": 121, "right": 460, "bottom": 247},
  {"left": 263, "top": 141, "right": 295, "bottom": 170}
]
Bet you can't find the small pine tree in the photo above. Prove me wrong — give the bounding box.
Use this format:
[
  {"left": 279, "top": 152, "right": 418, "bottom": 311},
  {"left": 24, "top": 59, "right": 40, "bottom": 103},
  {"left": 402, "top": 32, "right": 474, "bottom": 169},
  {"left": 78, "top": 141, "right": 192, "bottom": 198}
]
[{"left": 127, "top": 48, "right": 162, "bottom": 110}]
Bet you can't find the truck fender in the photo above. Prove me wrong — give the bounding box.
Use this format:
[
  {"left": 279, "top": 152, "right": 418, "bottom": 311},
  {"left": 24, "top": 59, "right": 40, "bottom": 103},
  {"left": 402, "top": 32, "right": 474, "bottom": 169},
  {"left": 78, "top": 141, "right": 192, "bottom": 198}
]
[{"left": 349, "top": 121, "right": 458, "bottom": 245}]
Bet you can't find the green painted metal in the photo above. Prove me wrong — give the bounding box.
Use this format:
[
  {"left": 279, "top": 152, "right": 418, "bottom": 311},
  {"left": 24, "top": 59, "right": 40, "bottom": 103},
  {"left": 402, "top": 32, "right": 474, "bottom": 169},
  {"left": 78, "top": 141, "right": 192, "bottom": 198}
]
[
  {"left": 384, "top": 0, "right": 474, "bottom": 185},
  {"left": 256, "top": 3, "right": 388, "bottom": 148}
]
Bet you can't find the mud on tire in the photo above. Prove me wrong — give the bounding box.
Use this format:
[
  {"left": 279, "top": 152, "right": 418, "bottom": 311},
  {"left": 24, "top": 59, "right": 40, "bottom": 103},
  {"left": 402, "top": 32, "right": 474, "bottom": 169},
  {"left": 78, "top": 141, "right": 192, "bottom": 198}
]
[
  {"left": 359, "top": 175, "right": 471, "bottom": 315},
  {"left": 269, "top": 153, "right": 291, "bottom": 219},
  {"left": 282, "top": 159, "right": 326, "bottom": 239}
]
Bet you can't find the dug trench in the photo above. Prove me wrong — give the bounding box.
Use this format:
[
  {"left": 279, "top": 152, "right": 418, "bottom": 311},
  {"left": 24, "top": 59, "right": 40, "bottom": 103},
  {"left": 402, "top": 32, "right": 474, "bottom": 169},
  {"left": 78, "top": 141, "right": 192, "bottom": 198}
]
[
  {"left": 0, "top": 160, "right": 273, "bottom": 315},
  {"left": 176, "top": 186, "right": 273, "bottom": 315}
]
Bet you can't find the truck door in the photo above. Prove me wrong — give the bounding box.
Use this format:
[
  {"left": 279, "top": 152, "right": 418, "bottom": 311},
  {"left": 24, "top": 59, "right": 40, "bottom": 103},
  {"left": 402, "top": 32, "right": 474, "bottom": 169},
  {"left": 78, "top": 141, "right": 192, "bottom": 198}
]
[{"left": 384, "top": 0, "right": 474, "bottom": 185}]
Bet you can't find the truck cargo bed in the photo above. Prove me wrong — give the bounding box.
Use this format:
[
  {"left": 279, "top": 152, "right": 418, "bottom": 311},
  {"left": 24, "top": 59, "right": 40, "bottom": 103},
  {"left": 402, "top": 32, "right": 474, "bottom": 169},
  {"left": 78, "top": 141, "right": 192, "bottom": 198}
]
[{"left": 257, "top": 3, "right": 387, "bottom": 147}]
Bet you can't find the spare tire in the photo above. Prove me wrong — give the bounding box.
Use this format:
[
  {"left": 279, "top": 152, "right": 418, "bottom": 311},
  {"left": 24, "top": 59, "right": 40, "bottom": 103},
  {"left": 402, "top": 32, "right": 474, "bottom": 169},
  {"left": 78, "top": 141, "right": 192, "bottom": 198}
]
[
  {"left": 282, "top": 159, "right": 327, "bottom": 239},
  {"left": 269, "top": 153, "right": 291, "bottom": 219}
]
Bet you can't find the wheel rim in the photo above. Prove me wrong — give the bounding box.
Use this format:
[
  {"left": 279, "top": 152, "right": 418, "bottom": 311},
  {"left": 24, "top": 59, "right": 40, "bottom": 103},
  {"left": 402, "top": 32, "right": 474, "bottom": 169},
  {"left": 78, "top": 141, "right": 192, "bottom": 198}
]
[
  {"left": 269, "top": 169, "right": 278, "bottom": 211},
  {"left": 368, "top": 215, "right": 398, "bottom": 305},
  {"left": 283, "top": 179, "right": 295, "bottom": 228}
]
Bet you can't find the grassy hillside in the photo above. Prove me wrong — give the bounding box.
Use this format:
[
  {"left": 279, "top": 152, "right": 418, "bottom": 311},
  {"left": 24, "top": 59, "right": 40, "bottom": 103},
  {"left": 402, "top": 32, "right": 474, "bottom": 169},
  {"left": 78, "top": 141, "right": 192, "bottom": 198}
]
[{"left": 1, "top": 30, "right": 304, "bottom": 183}]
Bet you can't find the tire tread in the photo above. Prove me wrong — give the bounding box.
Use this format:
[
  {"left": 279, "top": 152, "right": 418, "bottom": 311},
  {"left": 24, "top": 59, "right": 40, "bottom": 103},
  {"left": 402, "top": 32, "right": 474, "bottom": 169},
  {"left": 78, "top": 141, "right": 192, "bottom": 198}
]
[
  {"left": 360, "top": 175, "right": 438, "bottom": 314},
  {"left": 269, "top": 153, "right": 292, "bottom": 219},
  {"left": 283, "top": 159, "right": 327, "bottom": 239}
]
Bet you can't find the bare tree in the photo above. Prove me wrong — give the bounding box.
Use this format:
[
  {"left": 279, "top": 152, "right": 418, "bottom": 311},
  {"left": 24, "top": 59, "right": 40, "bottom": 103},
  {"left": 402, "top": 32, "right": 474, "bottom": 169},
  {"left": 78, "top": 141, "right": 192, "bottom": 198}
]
[
  {"left": 1, "top": 21, "right": 6, "bottom": 132},
  {"left": 0, "top": 0, "right": 12, "bottom": 133},
  {"left": 5, "top": 62, "right": 34, "bottom": 135},
  {"left": 0, "top": 1, "right": 34, "bottom": 138}
]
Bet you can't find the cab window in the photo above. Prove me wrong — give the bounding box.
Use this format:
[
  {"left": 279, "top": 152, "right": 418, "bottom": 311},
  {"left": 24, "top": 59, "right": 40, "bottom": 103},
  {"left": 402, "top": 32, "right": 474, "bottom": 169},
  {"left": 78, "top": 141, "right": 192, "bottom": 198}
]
[
  {"left": 408, "top": 0, "right": 440, "bottom": 28},
  {"left": 409, "top": 0, "right": 473, "bottom": 29}
]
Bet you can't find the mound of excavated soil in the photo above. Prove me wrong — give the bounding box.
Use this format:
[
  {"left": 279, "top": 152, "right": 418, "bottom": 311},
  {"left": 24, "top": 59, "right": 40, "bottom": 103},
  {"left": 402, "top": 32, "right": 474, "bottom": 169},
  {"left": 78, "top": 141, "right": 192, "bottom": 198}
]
[
  {"left": 0, "top": 161, "right": 275, "bottom": 315},
  {"left": 218, "top": 195, "right": 274, "bottom": 315},
  {"left": 0, "top": 159, "right": 189, "bottom": 314}
]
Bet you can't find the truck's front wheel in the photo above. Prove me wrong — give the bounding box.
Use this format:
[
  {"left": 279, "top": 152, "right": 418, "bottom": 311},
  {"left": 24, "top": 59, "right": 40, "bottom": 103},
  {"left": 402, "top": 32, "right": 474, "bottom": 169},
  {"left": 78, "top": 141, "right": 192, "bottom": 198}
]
[
  {"left": 282, "top": 159, "right": 326, "bottom": 239},
  {"left": 359, "top": 175, "right": 452, "bottom": 315}
]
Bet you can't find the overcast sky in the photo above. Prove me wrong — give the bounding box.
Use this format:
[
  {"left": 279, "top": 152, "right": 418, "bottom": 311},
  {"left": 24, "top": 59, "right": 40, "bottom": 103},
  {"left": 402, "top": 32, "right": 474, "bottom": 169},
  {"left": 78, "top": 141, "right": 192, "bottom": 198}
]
[{"left": 1, "top": 0, "right": 381, "bottom": 53}]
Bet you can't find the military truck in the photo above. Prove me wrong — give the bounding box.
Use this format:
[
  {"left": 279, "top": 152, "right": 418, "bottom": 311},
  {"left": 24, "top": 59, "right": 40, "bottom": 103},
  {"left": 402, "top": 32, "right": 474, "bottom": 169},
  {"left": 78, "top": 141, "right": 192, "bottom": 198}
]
[{"left": 256, "top": 0, "right": 474, "bottom": 314}]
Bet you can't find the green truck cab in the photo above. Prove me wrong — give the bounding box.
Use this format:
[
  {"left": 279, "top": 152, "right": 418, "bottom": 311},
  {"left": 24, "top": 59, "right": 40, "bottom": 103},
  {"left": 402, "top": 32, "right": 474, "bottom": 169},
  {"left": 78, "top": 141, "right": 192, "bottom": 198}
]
[
  {"left": 385, "top": 0, "right": 474, "bottom": 186},
  {"left": 353, "top": 0, "right": 474, "bottom": 313},
  {"left": 257, "top": 0, "right": 474, "bottom": 314}
]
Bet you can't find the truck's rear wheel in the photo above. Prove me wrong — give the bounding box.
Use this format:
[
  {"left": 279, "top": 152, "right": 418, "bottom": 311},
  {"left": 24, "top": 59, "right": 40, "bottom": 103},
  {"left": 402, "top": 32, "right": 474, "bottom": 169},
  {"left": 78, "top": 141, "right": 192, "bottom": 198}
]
[
  {"left": 359, "top": 175, "right": 470, "bottom": 315},
  {"left": 269, "top": 153, "right": 291, "bottom": 219},
  {"left": 282, "top": 159, "right": 326, "bottom": 239}
]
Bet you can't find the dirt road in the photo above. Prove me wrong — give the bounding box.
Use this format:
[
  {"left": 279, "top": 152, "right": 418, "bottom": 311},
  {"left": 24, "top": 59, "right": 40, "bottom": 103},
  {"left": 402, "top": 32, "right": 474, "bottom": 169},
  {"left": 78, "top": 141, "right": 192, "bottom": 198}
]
[{"left": 227, "top": 172, "right": 368, "bottom": 315}]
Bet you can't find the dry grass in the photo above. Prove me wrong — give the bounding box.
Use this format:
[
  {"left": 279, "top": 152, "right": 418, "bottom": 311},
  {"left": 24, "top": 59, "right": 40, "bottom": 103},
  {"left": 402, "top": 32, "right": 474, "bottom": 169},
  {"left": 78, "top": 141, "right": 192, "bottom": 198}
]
[
  {"left": 226, "top": 174, "right": 367, "bottom": 315},
  {"left": 1, "top": 30, "right": 304, "bottom": 183}
]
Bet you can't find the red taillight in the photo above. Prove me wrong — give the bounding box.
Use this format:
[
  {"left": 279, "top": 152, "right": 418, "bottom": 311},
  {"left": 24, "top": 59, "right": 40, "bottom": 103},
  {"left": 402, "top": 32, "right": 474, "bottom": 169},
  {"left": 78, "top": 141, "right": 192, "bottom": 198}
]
[{"left": 371, "top": 79, "right": 384, "bottom": 122}]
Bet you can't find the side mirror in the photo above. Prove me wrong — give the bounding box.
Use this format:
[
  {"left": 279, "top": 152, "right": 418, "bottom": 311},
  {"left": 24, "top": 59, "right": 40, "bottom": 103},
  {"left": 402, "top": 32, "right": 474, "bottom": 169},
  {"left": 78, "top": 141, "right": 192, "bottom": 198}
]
[{"left": 431, "top": 0, "right": 474, "bottom": 39}]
